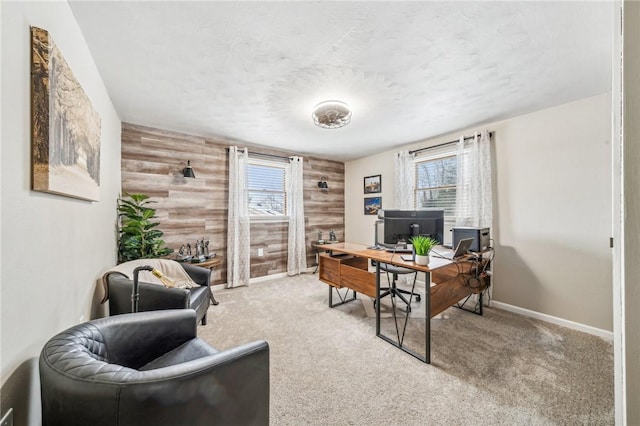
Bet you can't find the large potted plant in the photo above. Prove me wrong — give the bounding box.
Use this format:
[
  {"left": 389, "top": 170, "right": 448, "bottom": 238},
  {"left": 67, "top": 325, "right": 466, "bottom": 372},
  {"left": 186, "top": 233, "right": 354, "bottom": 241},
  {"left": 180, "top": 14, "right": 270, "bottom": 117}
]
[
  {"left": 411, "top": 235, "right": 438, "bottom": 266},
  {"left": 117, "top": 193, "right": 173, "bottom": 263}
]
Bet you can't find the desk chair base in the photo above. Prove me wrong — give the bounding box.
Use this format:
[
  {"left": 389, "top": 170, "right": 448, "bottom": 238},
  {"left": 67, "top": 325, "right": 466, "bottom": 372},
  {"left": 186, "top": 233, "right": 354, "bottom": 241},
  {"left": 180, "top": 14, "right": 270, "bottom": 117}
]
[
  {"left": 375, "top": 287, "right": 420, "bottom": 312},
  {"left": 375, "top": 269, "right": 419, "bottom": 312}
]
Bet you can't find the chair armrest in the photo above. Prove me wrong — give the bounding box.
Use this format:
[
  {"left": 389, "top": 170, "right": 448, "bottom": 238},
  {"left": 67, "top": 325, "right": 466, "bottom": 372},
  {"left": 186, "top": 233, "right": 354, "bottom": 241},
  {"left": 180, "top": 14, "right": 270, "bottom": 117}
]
[
  {"left": 181, "top": 263, "right": 211, "bottom": 286},
  {"left": 108, "top": 276, "right": 190, "bottom": 316},
  {"left": 119, "top": 340, "right": 270, "bottom": 426}
]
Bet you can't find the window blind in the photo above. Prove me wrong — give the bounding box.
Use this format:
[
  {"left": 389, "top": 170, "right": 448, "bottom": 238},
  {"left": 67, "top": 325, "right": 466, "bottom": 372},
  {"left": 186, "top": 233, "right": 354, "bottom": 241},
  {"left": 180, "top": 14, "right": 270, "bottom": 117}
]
[
  {"left": 414, "top": 144, "right": 458, "bottom": 245},
  {"left": 248, "top": 160, "right": 288, "bottom": 216}
]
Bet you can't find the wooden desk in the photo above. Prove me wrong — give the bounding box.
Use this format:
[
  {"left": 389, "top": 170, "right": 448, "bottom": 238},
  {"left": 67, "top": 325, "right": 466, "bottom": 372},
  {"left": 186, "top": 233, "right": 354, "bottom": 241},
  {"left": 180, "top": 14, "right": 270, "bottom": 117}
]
[
  {"left": 182, "top": 257, "right": 223, "bottom": 305},
  {"left": 311, "top": 241, "right": 339, "bottom": 274},
  {"left": 317, "top": 242, "right": 489, "bottom": 363}
]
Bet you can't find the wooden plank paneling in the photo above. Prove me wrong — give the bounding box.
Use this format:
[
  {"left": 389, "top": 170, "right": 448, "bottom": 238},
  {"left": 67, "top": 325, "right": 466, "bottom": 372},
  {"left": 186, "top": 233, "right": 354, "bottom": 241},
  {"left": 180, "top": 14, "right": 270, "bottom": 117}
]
[{"left": 121, "top": 123, "right": 345, "bottom": 283}]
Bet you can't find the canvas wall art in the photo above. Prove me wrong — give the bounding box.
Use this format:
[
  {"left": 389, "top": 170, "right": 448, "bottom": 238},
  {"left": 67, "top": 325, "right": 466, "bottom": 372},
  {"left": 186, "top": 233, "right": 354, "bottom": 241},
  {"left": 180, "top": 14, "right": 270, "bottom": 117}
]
[{"left": 31, "top": 26, "right": 101, "bottom": 201}]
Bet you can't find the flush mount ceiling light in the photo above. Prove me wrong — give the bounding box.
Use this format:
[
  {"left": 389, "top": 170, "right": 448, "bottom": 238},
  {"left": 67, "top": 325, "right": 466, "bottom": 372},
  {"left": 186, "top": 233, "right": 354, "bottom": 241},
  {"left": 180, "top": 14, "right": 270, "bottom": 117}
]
[{"left": 312, "top": 100, "right": 352, "bottom": 129}]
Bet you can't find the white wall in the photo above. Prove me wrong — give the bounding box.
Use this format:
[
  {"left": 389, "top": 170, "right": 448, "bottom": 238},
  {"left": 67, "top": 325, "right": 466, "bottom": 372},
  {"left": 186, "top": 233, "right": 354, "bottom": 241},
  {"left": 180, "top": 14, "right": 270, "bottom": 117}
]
[
  {"left": 0, "top": 2, "right": 121, "bottom": 425},
  {"left": 346, "top": 93, "right": 612, "bottom": 332},
  {"left": 345, "top": 150, "right": 395, "bottom": 247}
]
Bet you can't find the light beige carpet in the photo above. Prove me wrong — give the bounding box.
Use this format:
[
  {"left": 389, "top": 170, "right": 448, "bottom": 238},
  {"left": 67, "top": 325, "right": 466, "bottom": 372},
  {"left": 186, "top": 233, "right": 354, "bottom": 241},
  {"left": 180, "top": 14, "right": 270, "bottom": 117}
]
[{"left": 199, "top": 274, "right": 614, "bottom": 425}]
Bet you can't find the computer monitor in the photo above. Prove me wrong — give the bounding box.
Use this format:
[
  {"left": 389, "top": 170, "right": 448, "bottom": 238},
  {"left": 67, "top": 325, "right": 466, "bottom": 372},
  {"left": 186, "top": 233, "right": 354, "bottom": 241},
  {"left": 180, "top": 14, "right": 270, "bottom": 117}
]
[{"left": 380, "top": 209, "right": 444, "bottom": 246}]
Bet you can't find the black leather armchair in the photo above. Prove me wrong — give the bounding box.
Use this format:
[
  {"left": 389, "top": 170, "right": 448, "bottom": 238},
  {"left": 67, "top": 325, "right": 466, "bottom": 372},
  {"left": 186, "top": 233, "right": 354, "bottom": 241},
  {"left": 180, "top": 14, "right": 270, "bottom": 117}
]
[
  {"left": 40, "top": 310, "right": 270, "bottom": 426},
  {"left": 107, "top": 262, "right": 211, "bottom": 325}
]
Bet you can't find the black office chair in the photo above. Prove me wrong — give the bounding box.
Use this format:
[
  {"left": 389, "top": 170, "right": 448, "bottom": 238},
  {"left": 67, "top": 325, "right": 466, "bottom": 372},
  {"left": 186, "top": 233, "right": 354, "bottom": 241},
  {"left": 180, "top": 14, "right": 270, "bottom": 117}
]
[{"left": 377, "top": 263, "right": 421, "bottom": 312}]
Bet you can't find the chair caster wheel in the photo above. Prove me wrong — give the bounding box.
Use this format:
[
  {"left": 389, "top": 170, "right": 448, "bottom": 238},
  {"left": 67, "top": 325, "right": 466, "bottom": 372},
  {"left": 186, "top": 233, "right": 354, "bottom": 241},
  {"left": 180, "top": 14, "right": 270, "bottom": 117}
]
[{"left": 416, "top": 296, "right": 422, "bottom": 302}]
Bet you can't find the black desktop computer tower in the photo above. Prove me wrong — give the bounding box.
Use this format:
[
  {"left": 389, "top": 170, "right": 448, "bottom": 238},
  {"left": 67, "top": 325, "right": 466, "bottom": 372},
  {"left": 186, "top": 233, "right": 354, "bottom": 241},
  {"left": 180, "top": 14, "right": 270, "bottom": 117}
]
[{"left": 452, "top": 227, "right": 490, "bottom": 252}]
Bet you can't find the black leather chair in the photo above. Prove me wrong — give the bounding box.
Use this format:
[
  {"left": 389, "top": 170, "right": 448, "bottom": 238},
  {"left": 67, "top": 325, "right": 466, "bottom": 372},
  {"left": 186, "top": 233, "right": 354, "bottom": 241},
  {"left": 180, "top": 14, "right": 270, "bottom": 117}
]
[
  {"left": 106, "top": 262, "right": 211, "bottom": 325},
  {"left": 39, "top": 310, "right": 270, "bottom": 426}
]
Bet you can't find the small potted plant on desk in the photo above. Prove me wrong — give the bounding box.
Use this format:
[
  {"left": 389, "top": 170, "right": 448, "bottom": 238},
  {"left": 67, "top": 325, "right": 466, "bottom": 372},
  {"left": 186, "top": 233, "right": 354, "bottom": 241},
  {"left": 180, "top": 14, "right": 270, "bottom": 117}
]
[{"left": 411, "top": 235, "right": 439, "bottom": 266}]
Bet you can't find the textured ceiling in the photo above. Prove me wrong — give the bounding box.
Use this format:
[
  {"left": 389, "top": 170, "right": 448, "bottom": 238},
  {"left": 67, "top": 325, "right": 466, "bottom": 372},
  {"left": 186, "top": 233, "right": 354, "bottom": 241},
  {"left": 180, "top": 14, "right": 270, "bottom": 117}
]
[{"left": 69, "top": 1, "right": 612, "bottom": 161}]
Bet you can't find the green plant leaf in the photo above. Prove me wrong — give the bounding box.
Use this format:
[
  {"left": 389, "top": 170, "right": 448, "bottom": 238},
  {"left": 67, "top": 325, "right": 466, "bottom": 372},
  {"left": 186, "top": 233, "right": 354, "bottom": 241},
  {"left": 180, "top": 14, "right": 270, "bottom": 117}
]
[
  {"left": 142, "top": 209, "right": 156, "bottom": 220},
  {"left": 128, "top": 193, "right": 149, "bottom": 203},
  {"left": 116, "top": 193, "right": 172, "bottom": 263},
  {"left": 410, "top": 235, "right": 439, "bottom": 255}
]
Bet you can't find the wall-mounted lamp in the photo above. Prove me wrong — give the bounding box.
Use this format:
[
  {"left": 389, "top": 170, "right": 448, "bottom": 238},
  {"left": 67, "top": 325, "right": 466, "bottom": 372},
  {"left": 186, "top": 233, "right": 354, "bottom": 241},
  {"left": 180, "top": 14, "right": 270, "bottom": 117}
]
[
  {"left": 183, "top": 160, "right": 196, "bottom": 178},
  {"left": 318, "top": 176, "right": 329, "bottom": 192}
]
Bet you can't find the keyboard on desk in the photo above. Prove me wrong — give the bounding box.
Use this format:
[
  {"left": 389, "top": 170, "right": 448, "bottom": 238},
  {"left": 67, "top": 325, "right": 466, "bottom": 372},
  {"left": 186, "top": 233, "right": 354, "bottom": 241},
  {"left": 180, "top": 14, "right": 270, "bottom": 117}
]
[{"left": 384, "top": 247, "right": 413, "bottom": 253}]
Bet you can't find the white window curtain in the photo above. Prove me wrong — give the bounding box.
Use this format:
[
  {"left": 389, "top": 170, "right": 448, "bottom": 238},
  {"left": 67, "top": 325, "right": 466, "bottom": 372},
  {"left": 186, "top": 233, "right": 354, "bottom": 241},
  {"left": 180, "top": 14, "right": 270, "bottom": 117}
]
[
  {"left": 227, "top": 146, "right": 251, "bottom": 288},
  {"left": 287, "top": 156, "right": 307, "bottom": 275},
  {"left": 455, "top": 130, "right": 492, "bottom": 228},
  {"left": 394, "top": 150, "right": 416, "bottom": 209}
]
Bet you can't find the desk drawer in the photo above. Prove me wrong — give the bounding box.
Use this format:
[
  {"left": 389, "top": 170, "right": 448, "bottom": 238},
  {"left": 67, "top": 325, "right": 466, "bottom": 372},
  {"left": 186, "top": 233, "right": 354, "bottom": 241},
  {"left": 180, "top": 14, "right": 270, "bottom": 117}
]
[
  {"left": 341, "top": 256, "right": 368, "bottom": 270},
  {"left": 319, "top": 253, "right": 342, "bottom": 287},
  {"left": 318, "top": 253, "right": 374, "bottom": 297},
  {"left": 340, "top": 264, "right": 376, "bottom": 298}
]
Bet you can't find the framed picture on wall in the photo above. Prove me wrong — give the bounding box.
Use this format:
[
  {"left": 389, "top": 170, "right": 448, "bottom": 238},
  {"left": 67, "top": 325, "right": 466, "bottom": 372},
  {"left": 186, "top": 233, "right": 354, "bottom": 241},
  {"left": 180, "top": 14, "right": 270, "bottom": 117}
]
[
  {"left": 31, "top": 26, "right": 102, "bottom": 202},
  {"left": 364, "top": 174, "right": 381, "bottom": 193},
  {"left": 364, "top": 197, "right": 382, "bottom": 215}
]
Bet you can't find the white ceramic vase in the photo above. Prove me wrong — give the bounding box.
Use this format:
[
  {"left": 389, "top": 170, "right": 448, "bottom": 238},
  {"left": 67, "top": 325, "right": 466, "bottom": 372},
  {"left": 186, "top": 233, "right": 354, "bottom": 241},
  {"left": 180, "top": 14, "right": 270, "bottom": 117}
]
[{"left": 415, "top": 254, "right": 429, "bottom": 265}]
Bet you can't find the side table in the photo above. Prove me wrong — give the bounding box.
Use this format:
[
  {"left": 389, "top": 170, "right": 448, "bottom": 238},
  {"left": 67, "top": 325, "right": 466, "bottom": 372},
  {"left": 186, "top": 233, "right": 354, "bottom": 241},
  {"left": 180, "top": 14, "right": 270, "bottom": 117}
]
[{"left": 182, "top": 256, "right": 223, "bottom": 305}]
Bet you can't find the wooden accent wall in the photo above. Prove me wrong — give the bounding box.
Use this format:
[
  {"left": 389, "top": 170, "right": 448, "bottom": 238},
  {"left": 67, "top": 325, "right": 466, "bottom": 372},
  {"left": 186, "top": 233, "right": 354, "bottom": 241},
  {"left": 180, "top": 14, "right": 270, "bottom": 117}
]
[{"left": 121, "top": 123, "right": 345, "bottom": 284}]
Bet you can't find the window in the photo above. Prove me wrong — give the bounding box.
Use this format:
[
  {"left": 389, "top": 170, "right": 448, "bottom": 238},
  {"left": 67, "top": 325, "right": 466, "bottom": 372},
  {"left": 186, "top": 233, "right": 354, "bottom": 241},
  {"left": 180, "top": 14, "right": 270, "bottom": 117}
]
[
  {"left": 413, "top": 146, "right": 458, "bottom": 244},
  {"left": 247, "top": 157, "right": 289, "bottom": 219}
]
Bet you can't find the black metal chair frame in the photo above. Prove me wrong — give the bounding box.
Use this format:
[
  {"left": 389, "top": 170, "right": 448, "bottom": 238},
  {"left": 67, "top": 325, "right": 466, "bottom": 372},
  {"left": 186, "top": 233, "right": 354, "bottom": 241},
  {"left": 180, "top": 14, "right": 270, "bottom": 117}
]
[{"left": 376, "top": 263, "right": 421, "bottom": 311}]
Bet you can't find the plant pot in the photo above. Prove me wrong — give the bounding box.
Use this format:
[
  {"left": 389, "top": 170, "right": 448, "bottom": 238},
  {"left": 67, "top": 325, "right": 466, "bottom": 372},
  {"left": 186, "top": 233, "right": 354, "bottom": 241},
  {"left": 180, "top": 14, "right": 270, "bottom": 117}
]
[{"left": 415, "top": 254, "right": 429, "bottom": 265}]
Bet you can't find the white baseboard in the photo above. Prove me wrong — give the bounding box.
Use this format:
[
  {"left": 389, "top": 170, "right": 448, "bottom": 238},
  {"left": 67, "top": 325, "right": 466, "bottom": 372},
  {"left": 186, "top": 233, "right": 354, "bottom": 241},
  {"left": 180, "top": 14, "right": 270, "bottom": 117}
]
[
  {"left": 211, "top": 270, "right": 309, "bottom": 291},
  {"left": 249, "top": 272, "right": 289, "bottom": 284},
  {"left": 491, "top": 301, "right": 613, "bottom": 341}
]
